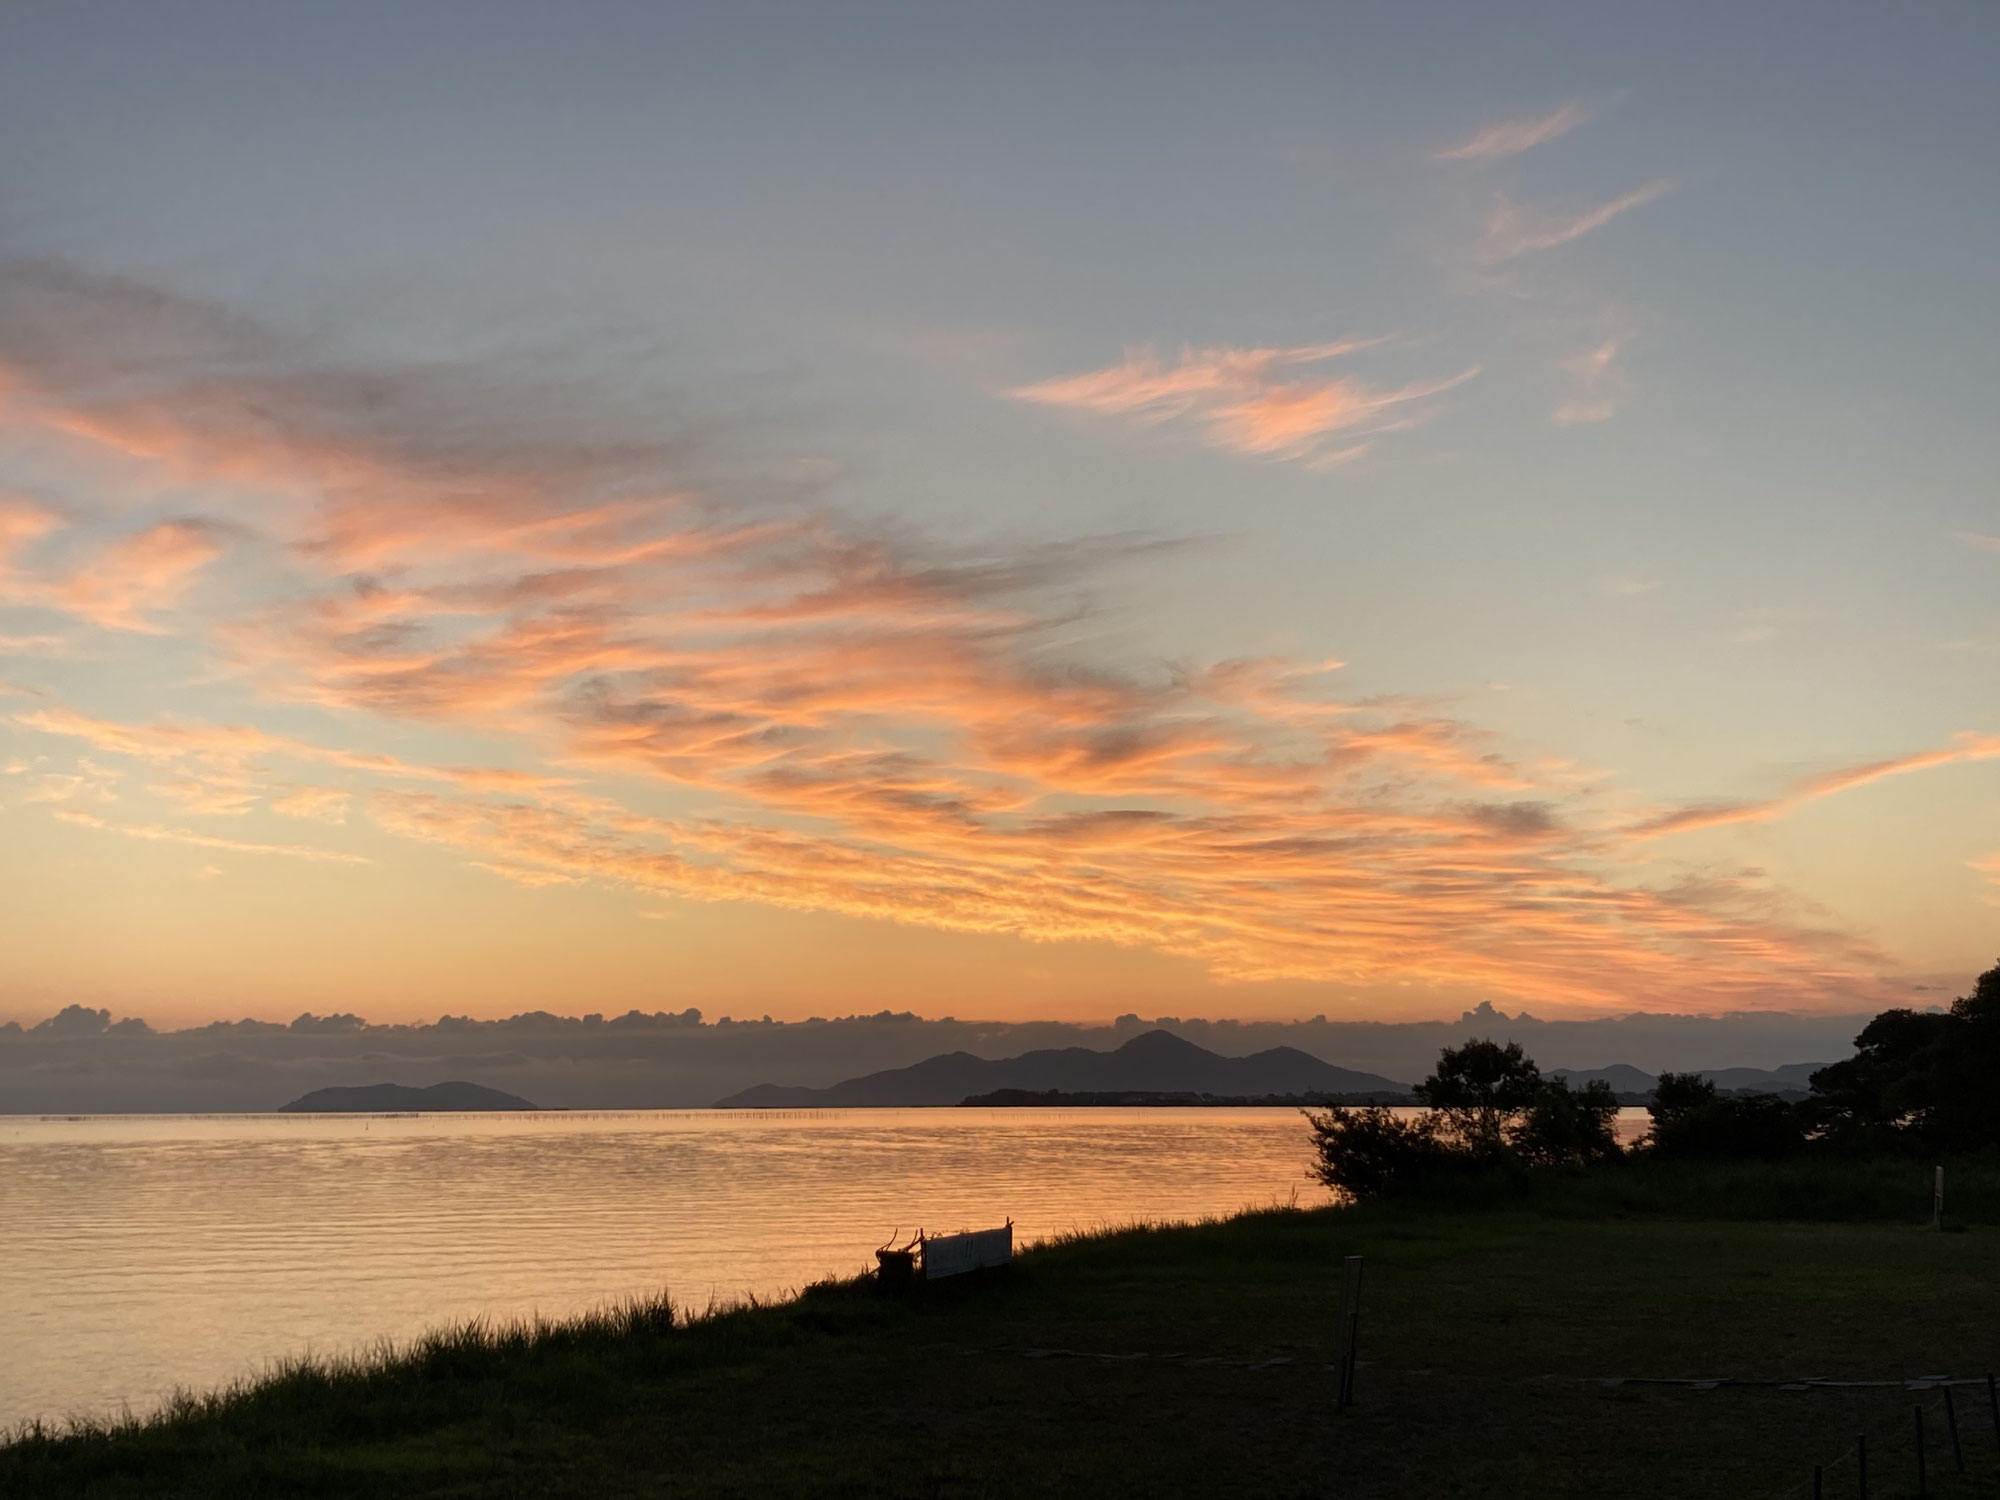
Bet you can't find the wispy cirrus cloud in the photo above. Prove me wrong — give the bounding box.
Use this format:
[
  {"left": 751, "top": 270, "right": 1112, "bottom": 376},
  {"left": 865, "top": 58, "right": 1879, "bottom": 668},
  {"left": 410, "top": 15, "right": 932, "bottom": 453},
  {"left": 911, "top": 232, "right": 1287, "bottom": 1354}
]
[
  {"left": 1477, "top": 179, "right": 1676, "bottom": 262},
  {"left": 1957, "top": 532, "right": 2000, "bottom": 554},
  {"left": 1629, "top": 732, "right": 2000, "bottom": 841},
  {"left": 52, "top": 518, "right": 226, "bottom": 632},
  {"left": 1553, "top": 310, "right": 1638, "bottom": 425},
  {"left": 1436, "top": 101, "right": 1590, "bottom": 162},
  {"left": 0, "top": 493, "right": 226, "bottom": 633},
  {"left": 1595, "top": 573, "right": 1661, "bottom": 597},
  {"left": 51, "top": 809, "right": 372, "bottom": 863},
  {"left": 0, "top": 259, "right": 1908, "bottom": 1007},
  {"left": 1973, "top": 853, "right": 2000, "bottom": 902},
  {"left": 1010, "top": 341, "right": 1477, "bottom": 468}
]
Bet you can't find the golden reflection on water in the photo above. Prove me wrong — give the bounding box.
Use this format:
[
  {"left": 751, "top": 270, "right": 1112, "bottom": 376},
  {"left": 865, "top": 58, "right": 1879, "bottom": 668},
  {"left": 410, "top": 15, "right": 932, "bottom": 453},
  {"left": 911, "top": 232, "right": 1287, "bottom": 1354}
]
[{"left": 0, "top": 1106, "right": 1651, "bottom": 1427}]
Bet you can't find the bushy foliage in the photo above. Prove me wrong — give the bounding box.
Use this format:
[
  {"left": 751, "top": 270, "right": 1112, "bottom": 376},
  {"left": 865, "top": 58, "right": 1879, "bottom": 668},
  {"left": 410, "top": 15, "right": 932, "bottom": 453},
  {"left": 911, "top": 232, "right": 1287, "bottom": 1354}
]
[
  {"left": 1807, "top": 961, "right": 2000, "bottom": 1150},
  {"left": 1303, "top": 1105, "right": 1455, "bottom": 1199},
  {"left": 1645, "top": 1072, "right": 1806, "bottom": 1160},
  {"left": 1309, "top": 1040, "right": 1622, "bottom": 1198},
  {"left": 1512, "top": 1076, "right": 1622, "bottom": 1168}
]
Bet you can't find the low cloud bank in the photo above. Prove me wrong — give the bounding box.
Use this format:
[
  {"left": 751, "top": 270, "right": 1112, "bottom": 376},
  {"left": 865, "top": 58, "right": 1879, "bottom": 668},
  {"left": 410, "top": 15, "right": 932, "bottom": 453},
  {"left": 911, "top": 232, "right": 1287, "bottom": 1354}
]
[{"left": 0, "top": 1003, "right": 1873, "bottom": 1112}]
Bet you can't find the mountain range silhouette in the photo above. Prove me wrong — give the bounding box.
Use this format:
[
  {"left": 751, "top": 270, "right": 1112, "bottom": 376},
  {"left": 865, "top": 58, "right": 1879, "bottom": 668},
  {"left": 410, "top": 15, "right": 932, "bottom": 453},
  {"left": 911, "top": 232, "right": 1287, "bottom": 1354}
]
[{"left": 713, "top": 1029, "right": 1410, "bottom": 1107}]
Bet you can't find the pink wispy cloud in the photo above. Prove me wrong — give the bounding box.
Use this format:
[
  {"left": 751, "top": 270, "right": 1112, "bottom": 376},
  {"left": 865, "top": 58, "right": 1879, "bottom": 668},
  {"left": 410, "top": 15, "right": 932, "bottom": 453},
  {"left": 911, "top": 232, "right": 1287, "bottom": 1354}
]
[
  {"left": 1478, "top": 179, "right": 1676, "bottom": 262},
  {"left": 53, "top": 518, "right": 225, "bottom": 632},
  {"left": 1553, "top": 310, "right": 1638, "bottom": 425},
  {"left": 1436, "top": 102, "right": 1590, "bottom": 162},
  {"left": 0, "top": 494, "right": 226, "bottom": 633},
  {"left": 1011, "top": 341, "right": 1477, "bottom": 468},
  {"left": 1629, "top": 732, "right": 2000, "bottom": 840}
]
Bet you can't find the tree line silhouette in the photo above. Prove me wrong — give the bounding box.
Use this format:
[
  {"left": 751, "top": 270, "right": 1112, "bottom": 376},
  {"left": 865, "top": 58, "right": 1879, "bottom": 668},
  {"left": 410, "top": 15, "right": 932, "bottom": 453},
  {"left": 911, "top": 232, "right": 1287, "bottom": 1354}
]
[{"left": 1308, "top": 959, "right": 2000, "bottom": 1199}]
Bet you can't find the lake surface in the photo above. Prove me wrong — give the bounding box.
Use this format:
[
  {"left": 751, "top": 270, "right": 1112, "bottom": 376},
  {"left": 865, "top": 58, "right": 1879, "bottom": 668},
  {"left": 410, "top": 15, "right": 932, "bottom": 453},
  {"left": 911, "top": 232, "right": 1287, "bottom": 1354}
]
[{"left": 1, "top": 1106, "right": 1651, "bottom": 1430}]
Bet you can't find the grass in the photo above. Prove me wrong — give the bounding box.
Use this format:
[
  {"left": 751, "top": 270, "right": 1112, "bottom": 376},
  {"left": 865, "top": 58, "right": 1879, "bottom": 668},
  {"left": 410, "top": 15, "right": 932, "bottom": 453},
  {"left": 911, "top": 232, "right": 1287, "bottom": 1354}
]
[
  {"left": 6, "top": 1159, "right": 2000, "bottom": 1498},
  {"left": 1410, "top": 1148, "right": 2000, "bottom": 1223}
]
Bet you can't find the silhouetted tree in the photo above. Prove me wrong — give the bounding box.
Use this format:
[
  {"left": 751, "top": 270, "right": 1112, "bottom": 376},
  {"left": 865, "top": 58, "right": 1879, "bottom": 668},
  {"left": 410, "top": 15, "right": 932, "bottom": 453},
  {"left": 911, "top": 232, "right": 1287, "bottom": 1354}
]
[
  {"left": 1416, "top": 1039, "right": 1543, "bottom": 1157},
  {"left": 1512, "top": 1076, "right": 1622, "bottom": 1168},
  {"left": 1809, "top": 959, "right": 2000, "bottom": 1151}
]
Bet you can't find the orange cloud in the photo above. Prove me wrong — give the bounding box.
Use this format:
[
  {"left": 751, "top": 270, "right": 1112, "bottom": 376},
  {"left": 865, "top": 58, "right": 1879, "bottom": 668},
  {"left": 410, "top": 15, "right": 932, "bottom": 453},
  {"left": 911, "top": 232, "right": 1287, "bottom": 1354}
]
[
  {"left": 0, "top": 261, "right": 1915, "bottom": 1010},
  {"left": 1011, "top": 342, "right": 1475, "bottom": 467},
  {"left": 0, "top": 494, "right": 63, "bottom": 566},
  {"left": 268, "top": 785, "right": 351, "bottom": 824},
  {"left": 52, "top": 809, "right": 370, "bottom": 863},
  {"left": 1436, "top": 102, "right": 1590, "bottom": 162},
  {"left": 1973, "top": 853, "right": 2000, "bottom": 902},
  {"left": 53, "top": 519, "right": 225, "bottom": 631},
  {"left": 1629, "top": 733, "right": 2000, "bottom": 840}
]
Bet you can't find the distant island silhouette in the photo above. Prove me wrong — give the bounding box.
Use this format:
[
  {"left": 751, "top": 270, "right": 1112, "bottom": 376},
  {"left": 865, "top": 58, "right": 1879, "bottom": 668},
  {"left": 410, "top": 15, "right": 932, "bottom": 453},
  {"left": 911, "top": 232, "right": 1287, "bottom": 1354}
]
[
  {"left": 960, "top": 1087, "right": 1418, "bottom": 1107},
  {"left": 714, "top": 1029, "right": 1411, "bottom": 1108},
  {"left": 278, "top": 1081, "right": 537, "bottom": 1112}
]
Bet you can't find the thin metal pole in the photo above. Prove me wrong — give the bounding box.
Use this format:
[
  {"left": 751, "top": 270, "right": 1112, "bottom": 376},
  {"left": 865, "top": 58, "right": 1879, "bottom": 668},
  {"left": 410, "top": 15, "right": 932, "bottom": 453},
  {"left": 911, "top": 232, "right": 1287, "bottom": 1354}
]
[
  {"left": 1342, "top": 1307, "right": 1361, "bottom": 1406},
  {"left": 1944, "top": 1385, "right": 1963, "bottom": 1471},
  {"left": 1333, "top": 1255, "right": 1363, "bottom": 1411}
]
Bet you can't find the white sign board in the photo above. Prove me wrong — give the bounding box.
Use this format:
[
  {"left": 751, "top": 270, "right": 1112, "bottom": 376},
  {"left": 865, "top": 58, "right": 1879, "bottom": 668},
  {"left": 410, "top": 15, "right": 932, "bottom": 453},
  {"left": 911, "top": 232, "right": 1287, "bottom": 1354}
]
[{"left": 923, "top": 1224, "right": 1012, "bottom": 1280}]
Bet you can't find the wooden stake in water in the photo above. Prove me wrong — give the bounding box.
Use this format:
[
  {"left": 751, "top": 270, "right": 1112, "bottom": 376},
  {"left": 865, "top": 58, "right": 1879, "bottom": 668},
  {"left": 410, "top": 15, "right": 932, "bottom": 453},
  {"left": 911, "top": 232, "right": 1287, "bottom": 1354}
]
[
  {"left": 1944, "top": 1385, "right": 1964, "bottom": 1471},
  {"left": 1333, "top": 1254, "right": 1364, "bottom": 1412},
  {"left": 1811, "top": 1462, "right": 1822, "bottom": 1500},
  {"left": 1988, "top": 1372, "right": 2000, "bottom": 1452},
  {"left": 1934, "top": 1165, "right": 1945, "bottom": 1230},
  {"left": 1914, "top": 1404, "right": 1926, "bottom": 1497},
  {"left": 1857, "top": 1433, "right": 1868, "bottom": 1500}
]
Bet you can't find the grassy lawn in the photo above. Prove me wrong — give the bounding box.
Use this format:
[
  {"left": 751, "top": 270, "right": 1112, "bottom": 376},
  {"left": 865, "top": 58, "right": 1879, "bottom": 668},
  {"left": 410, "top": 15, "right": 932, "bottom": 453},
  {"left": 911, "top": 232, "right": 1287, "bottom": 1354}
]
[{"left": 6, "top": 1181, "right": 1999, "bottom": 1498}]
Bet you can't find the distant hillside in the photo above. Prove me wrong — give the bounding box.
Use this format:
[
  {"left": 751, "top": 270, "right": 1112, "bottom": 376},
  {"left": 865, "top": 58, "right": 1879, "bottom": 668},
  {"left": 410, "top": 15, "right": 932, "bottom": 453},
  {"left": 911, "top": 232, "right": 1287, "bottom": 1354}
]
[
  {"left": 279, "top": 1081, "right": 537, "bottom": 1112},
  {"left": 1551, "top": 1062, "right": 1826, "bottom": 1098},
  {"left": 963, "top": 1088, "right": 1416, "bottom": 1107},
  {"left": 714, "top": 1030, "right": 1410, "bottom": 1108}
]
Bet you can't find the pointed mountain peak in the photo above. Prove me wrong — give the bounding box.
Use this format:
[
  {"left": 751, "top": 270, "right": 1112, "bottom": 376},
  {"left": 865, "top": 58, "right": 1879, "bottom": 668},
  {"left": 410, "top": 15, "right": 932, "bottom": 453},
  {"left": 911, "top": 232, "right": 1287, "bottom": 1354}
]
[{"left": 1113, "top": 1029, "right": 1216, "bottom": 1060}]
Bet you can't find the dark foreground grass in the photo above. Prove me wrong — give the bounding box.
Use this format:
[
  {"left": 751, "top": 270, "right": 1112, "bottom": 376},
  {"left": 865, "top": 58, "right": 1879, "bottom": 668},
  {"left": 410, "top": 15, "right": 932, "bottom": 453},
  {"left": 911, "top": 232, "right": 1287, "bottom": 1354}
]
[{"left": 7, "top": 1162, "right": 2000, "bottom": 1499}]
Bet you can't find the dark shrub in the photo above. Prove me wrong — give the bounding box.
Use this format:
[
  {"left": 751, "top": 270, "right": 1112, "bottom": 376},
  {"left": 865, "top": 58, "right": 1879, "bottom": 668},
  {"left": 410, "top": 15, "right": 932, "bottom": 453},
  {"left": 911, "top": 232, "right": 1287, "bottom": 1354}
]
[
  {"left": 1648, "top": 1071, "right": 1807, "bottom": 1159},
  {"left": 1303, "top": 1105, "right": 1454, "bottom": 1200}
]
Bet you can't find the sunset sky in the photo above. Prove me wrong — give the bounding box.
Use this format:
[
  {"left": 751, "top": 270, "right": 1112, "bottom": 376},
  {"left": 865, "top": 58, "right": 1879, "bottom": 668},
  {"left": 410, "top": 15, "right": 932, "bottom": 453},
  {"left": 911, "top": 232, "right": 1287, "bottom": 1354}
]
[{"left": 2, "top": 3, "right": 1996, "bottom": 1027}]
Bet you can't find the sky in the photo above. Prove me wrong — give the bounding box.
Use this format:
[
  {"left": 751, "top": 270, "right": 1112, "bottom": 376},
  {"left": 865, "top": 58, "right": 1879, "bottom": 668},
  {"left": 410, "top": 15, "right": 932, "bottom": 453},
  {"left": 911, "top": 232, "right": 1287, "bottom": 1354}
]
[{"left": 1, "top": 2, "right": 1995, "bottom": 1028}]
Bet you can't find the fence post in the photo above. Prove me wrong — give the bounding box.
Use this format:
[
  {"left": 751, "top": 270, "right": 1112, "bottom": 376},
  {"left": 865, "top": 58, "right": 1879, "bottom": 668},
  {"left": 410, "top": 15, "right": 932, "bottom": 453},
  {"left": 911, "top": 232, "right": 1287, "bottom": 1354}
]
[
  {"left": 1857, "top": 1433, "right": 1868, "bottom": 1500},
  {"left": 1914, "top": 1405, "right": 1926, "bottom": 1497},
  {"left": 1934, "top": 1165, "right": 1944, "bottom": 1230},
  {"left": 1988, "top": 1372, "right": 1999, "bottom": 1453},
  {"left": 1944, "top": 1385, "right": 1963, "bottom": 1471},
  {"left": 1811, "top": 1463, "right": 1822, "bottom": 1500},
  {"left": 1333, "top": 1254, "right": 1364, "bottom": 1411}
]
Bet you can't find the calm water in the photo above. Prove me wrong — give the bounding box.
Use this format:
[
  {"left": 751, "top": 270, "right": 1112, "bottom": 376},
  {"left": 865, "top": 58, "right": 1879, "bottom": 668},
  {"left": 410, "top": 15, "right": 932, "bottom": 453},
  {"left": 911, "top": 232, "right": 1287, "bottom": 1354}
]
[
  {"left": 1, "top": 1105, "right": 1654, "bottom": 1430},
  {"left": 1, "top": 1107, "right": 1326, "bottom": 1429}
]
